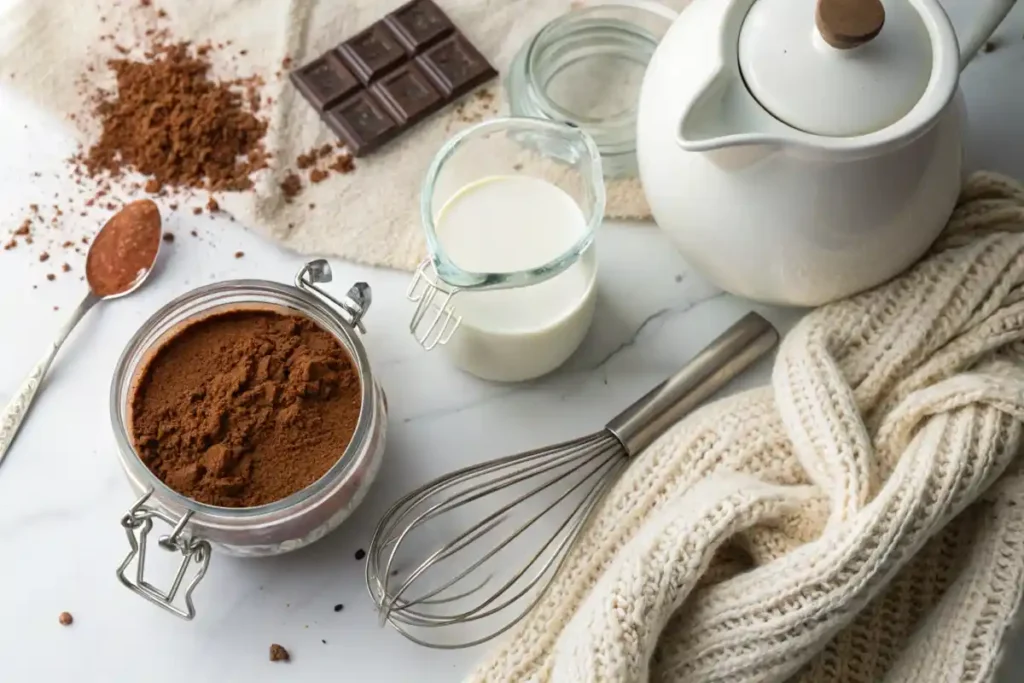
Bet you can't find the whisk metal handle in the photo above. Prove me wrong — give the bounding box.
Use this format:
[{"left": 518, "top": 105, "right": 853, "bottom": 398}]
[{"left": 606, "top": 312, "right": 779, "bottom": 456}]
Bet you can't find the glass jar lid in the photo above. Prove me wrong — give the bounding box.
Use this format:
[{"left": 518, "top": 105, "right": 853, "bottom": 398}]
[{"left": 505, "top": 0, "right": 678, "bottom": 178}]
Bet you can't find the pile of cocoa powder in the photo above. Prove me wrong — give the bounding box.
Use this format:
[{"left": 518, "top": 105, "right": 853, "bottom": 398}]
[
  {"left": 129, "top": 309, "right": 362, "bottom": 507},
  {"left": 77, "top": 40, "right": 269, "bottom": 192}
]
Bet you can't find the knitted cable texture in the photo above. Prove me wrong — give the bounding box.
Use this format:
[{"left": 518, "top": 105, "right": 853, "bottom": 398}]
[{"left": 467, "top": 172, "right": 1024, "bottom": 683}]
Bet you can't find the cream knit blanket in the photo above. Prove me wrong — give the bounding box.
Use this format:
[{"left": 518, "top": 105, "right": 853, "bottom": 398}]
[{"left": 469, "top": 171, "right": 1024, "bottom": 682}]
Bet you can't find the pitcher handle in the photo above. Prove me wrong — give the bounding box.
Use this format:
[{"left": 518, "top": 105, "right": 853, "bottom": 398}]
[{"left": 958, "top": 0, "right": 1016, "bottom": 68}]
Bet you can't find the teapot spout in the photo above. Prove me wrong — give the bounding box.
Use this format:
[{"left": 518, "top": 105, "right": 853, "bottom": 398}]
[{"left": 677, "top": 68, "right": 794, "bottom": 152}]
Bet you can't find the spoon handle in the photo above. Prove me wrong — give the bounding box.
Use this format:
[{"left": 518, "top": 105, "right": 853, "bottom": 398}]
[{"left": 0, "top": 292, "right": 100, "bottom": 468}]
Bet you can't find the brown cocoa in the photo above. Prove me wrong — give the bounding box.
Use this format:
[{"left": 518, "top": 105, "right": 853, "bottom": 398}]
[
  {"left": 129, "top": 309, "right": 361, "bottom": 508},
  {"left": 86, "top": 200, "right": 162, "bottom": 297},
  {"left": 81, "top": 42, "right": 268, "bottom": 192}
]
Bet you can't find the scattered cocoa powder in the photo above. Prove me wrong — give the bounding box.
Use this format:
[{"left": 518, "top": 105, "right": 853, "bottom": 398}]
[
  {"left": 329, "top": 154, "right": 354, "bottom": 174},
  {"left": 79, "top": 42, "right": 269, "bottom": 192},
  {"left": 14, "top": 220, "right": 31, "bottom": 236},
  {"left": 281, "top": 173, "right": 302, "bottom": 201},
  {"left": 3, "top": 240, "right": 15, "bottom": 251},
  {"left": 58, "top": 612, "right": 73, "bottom": 626},
  {"left": 46, "top": 274, "right": 56, "bottom": 281},
  {"left": 62, "top": 263, "right": 71, "bottom": 273},
  {"left": 39, "top": 252, "right": 50, "bottom": 262},
  {"left": 144, "top": 178, "right": 162, "bottom": 193},
  {"left": 309, "top": 169, "right": 328, "bottom": 184},
  {"left": 129, "top": 309, "right": 362, "bottom": 507},
  {"left": 162, "top": 232, "right": 175, "bottom": 243},
  {"left": 234, "top": 251, "right": 245, "bottom": 259},
  {"left": 192, "top": 207, "right": 203, "bottom": 215},
  {"left": 206, "top": 197, "right": 220, "bottom": 212},
  {"left": 269, "top": 644, "right": 290, "bottom": 662}
]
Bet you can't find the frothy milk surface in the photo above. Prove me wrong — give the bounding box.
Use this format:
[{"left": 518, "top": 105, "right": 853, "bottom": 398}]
[{"left": 434, "top": 175, "right": 594, "bottom": 333}]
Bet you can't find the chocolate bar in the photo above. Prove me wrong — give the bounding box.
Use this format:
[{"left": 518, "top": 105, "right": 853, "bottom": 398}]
[{"left": 290, "top": 0, "right": 497, "bottom": 156}]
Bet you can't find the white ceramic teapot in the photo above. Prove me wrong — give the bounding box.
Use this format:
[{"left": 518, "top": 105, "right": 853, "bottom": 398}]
[{"left": 636, "top": 0, "right": 1017, "bottom": 306}]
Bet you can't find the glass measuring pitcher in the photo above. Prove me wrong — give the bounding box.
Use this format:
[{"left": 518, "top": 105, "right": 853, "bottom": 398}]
[{"left": 407, "top": 117, "right": 606, "bottom": 370}]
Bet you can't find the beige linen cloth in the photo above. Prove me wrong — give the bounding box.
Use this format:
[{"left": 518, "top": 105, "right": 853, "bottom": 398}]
[
  {"left": 468, "top": 172, "right": 1024, "bottom": 681},
  {"left": 0, "top": 0, "right": 663, "bottom": 271}
]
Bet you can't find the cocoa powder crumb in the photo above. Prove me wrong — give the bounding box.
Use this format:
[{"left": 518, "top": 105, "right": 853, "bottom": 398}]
[
  {"left": 309, "top": 169, "right": 328, "bottom": 184},
  {"left": 129, "top": 309, "right": 362, "bottom": 507},
  {"left": 3, "top": 240, "right": 16, "bottom": 251},
  {"left": 281, "top": 173, "right": 302, "bottom": 201},
  {"left": 169, "top": 203, "right": 178, "bottom": 210},
  {"left": 39, "top": 252, "right": 50, "bottom": 262},
  {"left": 163, "top": 232, "right": 175, "bottom": 243},
  {"left": 62, "top": 241, "right": 75, "bottom": 249},
  {"left": 144, "top": 178, "right": 162, "bottom": 193},
  {"left": 269, "top": 644, "right": 290, "bottom": 662},
  {"left": 29, "top": 203, "right": 38, "bottom": 213},
  {"left": 296, "top": 153, "right": 315, "bottom": 170},
  {"left": 14, "top": 220, "right": 31, "bottom": 236},
  {"left": 206, "top": 197, "right": 219, "bottom": 212},
  {"left": 329, "top": 154, "right": 354, "bottom": 174},
  {"left": 62, "top": 263, "right": 71, "bottom": 273},
  {"left": 190, "top": 230, "right": 198, "bottom": 237},
  {"left": 318, "top": 143, "right": 333, "bottom": 157},
  {"left": 234, "top": 251, "right": 244, "bottom": 259},
  {"left": 192, "top": 207, "right": 202, "bottom": 215},
  {"left": 46, "top": 274, "right": 56, "bottom": 281},
  {"left": 58, "top": 612, "right": 73, "bottom": 626}
]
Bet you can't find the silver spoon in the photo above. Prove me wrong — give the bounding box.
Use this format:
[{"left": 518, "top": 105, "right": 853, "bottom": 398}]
[{"left": 0, "top": 199, "right": 163, "bottom": 467}]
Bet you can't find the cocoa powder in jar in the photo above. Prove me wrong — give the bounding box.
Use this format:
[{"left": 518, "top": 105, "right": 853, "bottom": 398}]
[{"left": 129, "top": 308, "right": 362, "bottom": 508}]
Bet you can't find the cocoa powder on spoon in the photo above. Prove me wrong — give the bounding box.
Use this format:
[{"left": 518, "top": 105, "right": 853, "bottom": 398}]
[{"left": 86, "top": 199, "right": 162, "bottom": 297}]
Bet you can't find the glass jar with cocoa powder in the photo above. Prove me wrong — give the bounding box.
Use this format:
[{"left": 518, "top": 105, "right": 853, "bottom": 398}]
[{"left": 110, "top": 260, "right": 387, "bottom": 619}]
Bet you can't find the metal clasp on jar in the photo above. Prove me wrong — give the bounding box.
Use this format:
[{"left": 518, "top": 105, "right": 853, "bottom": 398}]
[
  {"left": 116, "top": 490, "right": 211, "bottom": 620},
  {"left": 406, "top": 258, "right": 462, "bottom": 350},
  {"left": 295, "top": 259, "right": 371, "bottom": 334}
]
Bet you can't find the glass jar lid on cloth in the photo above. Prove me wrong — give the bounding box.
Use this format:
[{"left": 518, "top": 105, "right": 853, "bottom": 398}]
[{"left": 505, "top": 0, "right": 678, "bottom": 179}]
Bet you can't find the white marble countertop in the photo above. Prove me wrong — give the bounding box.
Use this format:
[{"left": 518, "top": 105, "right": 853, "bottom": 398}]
[{"left": 2, "top": 2, "right": 1023, "bottom": 680}]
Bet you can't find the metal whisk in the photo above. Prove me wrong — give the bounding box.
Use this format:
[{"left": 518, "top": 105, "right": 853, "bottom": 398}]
[{"left": 366, "top": 312, "right": 779, "bottom": 648}]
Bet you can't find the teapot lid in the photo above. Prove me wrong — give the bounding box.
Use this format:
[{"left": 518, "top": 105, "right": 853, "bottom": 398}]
[{"left": 738, "top": 0, "right": 933, "bottom": 137}]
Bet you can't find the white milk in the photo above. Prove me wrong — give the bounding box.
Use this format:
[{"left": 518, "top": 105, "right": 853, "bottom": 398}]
[{"left": 433, "top": 175, "right": 598, "bottom": 382}]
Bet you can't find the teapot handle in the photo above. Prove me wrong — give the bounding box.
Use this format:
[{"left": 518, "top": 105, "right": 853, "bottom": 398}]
[{"left": 957, "top": 0, "right": 1016, "bottom": 68}]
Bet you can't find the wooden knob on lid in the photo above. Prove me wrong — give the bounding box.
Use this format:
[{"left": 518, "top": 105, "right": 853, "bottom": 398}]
[{"left": 816, "top": 0, "right": 885, "bottom": 49}]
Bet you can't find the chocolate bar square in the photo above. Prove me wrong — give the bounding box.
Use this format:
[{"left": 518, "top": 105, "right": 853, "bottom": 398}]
[
  {"left": 338, "top": 24, "right": 406, "bottom": 83},
  {"left": 417, "top": 34, "right": 496, "bottom": 95},
  {"left": 371, "top": 63, "right": 443, "bottom": 123},
  {"left": 324, "top": 91, "right": 400, "bottom": 155},
  {"left": 385, "top": 0, "right": 454, "bottom": 53},
  {"left": 289, "top": 52, "right": 359, "bottom": 112},
  {"left": 290, "top": 0, "right": 498, "bottom": 157}
]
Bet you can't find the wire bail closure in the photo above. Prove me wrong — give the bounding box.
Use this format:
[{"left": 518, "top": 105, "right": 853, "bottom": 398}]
[
  {"left": 116, "top": 490, "right": 212, "bottom": 620},
  {"left": 407, "top": 258, "right": 462, "bottom": 351},
  {"left": 296, "top": 259, "right": 372, "bottom": 334}
]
